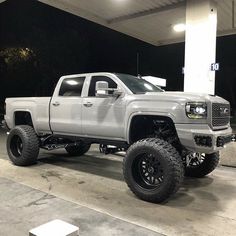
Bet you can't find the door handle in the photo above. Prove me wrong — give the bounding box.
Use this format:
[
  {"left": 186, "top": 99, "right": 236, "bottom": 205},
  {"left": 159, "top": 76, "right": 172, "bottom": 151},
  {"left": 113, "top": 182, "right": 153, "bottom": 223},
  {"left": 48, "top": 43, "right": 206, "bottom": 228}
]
[
  {"left": 52, "top": 102, "right": 60, "bottom": 107},
  {"left": 83, "top": 102, "right": 93, "bottom": 107}
]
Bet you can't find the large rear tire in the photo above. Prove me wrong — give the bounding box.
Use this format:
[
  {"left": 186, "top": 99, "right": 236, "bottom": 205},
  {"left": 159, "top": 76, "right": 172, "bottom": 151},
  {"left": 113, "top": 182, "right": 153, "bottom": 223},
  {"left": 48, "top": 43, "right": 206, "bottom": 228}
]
[
  {"left": 6, "top": 125, "right": 39, "bottom": 166},
  {"left": 123, "top": 138, "right": 184, "bottom": 203},
  {"left": 184, "top": 152, "right": 220, "bottom": 178},
  {"left": 65, "top": 142, "right": 91, "bottom": 156}
]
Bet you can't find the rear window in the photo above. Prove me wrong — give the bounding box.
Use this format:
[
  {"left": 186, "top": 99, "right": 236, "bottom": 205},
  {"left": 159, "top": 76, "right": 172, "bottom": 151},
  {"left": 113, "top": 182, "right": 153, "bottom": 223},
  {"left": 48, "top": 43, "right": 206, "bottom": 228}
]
[{"left": 59, "top": 77, "right": 85, "bottom": 97}]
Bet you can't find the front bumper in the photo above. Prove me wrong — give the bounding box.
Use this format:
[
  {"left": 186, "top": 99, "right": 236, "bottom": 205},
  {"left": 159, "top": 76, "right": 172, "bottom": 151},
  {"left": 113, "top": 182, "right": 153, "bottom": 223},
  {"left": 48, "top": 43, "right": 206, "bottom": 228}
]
[{"left": 175, "top": 124, "right": 233, "bottom": 154}]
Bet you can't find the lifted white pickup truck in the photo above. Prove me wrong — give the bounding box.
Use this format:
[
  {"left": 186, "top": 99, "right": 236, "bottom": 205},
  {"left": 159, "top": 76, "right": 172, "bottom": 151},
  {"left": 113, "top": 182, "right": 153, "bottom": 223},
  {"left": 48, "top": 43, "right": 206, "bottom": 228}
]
[{"left": 3, "top": 72, "right": 234, "bottom": 203}]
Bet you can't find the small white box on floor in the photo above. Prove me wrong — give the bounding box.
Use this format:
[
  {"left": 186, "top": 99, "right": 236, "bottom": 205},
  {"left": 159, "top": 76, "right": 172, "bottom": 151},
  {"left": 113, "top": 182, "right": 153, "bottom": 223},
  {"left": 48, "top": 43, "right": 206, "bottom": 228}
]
[{"left": 29, "top": 219, "right": 79, "bottom": 236}]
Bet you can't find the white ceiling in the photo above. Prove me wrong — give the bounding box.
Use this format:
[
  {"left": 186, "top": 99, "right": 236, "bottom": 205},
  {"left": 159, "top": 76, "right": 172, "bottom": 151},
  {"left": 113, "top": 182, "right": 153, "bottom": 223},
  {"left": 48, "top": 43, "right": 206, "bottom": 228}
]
[{"left": 5, "top": 0, "right": 236, "bottom": 46}]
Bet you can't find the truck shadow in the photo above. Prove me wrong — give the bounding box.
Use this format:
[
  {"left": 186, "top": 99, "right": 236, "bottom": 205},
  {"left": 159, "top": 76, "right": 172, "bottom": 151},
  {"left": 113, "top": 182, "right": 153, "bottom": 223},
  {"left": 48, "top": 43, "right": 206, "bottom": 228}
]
[
  {"left": 38, "top": 148, "right": 228, "bottom": 210},
  {"left": 38, "top": 150, "right": 125, "bottom": 182}
]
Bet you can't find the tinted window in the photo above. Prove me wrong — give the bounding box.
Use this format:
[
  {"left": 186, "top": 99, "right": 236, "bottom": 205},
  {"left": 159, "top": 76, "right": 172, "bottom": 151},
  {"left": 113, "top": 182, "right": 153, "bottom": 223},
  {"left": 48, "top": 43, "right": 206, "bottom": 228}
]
[
  {"left": 116, "top": 74, "right": 163, "bottom": 94},
  {"left": 59, "top": 77, "right": 85, "bottom": 96},
  {"left": 88, "top": 76, "right": 117, "bottom": 97}
]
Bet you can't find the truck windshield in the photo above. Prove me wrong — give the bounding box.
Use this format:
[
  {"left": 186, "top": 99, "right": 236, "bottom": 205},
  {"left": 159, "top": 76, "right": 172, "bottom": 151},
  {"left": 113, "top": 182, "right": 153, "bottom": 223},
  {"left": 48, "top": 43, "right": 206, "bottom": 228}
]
[{"left": 116, "top": 74, "right": 163, "bottom": 94}]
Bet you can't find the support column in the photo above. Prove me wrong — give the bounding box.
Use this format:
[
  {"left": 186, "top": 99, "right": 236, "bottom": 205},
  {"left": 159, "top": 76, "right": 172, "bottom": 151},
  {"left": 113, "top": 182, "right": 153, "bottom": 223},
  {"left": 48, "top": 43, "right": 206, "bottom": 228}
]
[{"left": 184, "top": 0, "right": 217, "bottom": 95}]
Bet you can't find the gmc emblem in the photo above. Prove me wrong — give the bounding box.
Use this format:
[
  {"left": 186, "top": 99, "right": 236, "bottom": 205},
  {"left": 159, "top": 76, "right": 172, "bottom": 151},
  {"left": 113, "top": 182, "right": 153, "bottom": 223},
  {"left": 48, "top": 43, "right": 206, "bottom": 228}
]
[{"left": 219, "top": 107, "right": 229, "bottom": 115}]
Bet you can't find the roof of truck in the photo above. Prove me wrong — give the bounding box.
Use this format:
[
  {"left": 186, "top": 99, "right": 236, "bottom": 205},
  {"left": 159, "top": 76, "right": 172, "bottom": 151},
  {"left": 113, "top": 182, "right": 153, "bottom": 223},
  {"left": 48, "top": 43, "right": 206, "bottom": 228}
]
[{"left": 61, "top": 72, "right": 118, "bottom": 79}]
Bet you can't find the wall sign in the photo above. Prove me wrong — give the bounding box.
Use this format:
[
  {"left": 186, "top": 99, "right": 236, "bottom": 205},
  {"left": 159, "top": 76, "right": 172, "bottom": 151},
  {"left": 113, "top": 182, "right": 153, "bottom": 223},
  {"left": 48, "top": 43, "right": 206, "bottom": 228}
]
[{"left": 211, "top": 63, "right": 219, "bottom": 71}]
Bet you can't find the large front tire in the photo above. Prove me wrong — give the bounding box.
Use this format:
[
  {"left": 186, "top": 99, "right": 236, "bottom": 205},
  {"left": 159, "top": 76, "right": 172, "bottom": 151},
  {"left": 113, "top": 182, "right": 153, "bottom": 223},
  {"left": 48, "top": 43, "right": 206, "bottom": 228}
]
[
  {"left": 6, "top": 125, "right": 39, "bottom": 166},
  {"left": 185, "top": 152, "right": 220, "bottom": 178},
  {"left": 123, "top": 138, "right": 184, "bottom": 203}
]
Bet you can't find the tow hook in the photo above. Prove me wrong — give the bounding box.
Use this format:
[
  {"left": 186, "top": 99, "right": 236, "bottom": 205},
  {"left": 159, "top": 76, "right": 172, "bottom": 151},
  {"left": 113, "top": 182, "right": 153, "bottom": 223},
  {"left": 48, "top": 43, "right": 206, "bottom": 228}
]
[
  {"left": 1, "top": 120, "right": 10, "bottom": 132},
  {"left": 232, "top": 134, "right": 236, "bottom": 142}
]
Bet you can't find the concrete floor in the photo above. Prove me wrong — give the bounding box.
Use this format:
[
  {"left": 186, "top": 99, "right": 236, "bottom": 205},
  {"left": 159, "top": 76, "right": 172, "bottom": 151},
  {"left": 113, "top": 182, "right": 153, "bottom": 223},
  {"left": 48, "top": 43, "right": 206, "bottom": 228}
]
[
  {"left": 220, "top": 142, "right": 236, "bottom": 167},
  {"left": 0, "top": 177, "right": 161, "bottom": 236},
  {"left": 0, "top": 129, "right": 236, "bottom": 236}
]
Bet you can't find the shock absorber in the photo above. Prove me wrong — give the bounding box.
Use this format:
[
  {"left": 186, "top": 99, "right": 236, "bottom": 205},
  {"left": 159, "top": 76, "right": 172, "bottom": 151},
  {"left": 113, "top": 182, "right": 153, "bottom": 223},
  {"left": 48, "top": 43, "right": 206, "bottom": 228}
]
[{"left": 99, "top": 144, "right": 124, "bottom": 154}]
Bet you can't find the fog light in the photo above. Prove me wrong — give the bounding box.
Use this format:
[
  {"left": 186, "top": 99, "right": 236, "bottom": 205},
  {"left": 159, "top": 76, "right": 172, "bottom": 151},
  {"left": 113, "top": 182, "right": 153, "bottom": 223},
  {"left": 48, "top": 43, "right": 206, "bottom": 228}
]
[{"left": 194, "top": 136, "right": 212, "bottom": 147}]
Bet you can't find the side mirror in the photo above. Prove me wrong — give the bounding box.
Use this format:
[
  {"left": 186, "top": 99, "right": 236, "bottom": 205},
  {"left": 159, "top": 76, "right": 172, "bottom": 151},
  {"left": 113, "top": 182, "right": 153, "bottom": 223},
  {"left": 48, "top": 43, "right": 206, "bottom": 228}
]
[
  {"left": 113, "top": 89, "right": 123, "bottom": 97},
  {"left": 96, "top": 81, "right": 109, "bottom": 97},
  {"left": 95, "top": 81, "right": 123, "bottom": 97}
]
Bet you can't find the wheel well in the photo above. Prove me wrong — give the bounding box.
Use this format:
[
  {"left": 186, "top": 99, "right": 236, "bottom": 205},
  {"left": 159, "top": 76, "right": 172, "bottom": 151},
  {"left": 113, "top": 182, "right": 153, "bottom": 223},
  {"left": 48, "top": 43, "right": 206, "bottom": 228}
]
[
  {"left": 129, "top": 115, "right": 181, "bottom": 150},
  {"left": 14, "top": 111, "right": 33, "bottom": 127}
]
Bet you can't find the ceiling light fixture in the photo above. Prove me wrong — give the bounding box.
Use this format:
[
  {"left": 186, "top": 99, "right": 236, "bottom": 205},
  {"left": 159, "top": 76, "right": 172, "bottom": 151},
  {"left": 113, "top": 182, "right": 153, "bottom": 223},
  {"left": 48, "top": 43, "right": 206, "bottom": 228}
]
[
  {"left": 66, "top": 80, "right": 79, "bottom": 86},
  {"left": 173, "top": 23, "right": 186, "bottom": 32}
]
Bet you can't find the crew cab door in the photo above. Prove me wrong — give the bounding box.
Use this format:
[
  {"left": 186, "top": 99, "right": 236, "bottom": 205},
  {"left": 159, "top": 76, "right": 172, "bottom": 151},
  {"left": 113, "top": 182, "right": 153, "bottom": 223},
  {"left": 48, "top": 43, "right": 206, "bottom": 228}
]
[
  {"left": 82, "top": 75, "right": 126, "bottom": 139},
  {"left": 50, "top": 76, "right": 85, "bottom": 135}
]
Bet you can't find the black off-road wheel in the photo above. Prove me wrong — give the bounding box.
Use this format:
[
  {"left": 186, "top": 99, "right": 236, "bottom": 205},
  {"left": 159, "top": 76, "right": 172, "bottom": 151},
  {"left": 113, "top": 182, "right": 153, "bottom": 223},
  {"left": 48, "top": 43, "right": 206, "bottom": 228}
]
[
  {"left": 185, "top": 152, "right": 220, "bottom": 178},
  {"left": 65, "top": 142, "right": 91, "bottom": 156},
  {"left": 7, "top": 125, "right": 39, "bottom": 166},
  {"left": 123, "top": 138, "right": 184, "bottom": 203}
]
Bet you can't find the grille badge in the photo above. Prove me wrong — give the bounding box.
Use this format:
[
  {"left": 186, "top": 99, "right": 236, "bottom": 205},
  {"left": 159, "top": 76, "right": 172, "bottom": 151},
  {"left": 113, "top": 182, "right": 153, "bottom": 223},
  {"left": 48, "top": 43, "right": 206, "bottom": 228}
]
[{"left": 219, "top": 107, "right": 229, "bottom": 115}]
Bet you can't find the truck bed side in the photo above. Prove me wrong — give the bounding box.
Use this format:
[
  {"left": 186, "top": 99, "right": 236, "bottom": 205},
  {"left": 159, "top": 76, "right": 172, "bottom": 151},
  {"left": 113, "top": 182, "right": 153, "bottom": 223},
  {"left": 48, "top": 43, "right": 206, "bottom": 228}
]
[{"left": 5, "top": 97, "right": 51, "bottom": 134}]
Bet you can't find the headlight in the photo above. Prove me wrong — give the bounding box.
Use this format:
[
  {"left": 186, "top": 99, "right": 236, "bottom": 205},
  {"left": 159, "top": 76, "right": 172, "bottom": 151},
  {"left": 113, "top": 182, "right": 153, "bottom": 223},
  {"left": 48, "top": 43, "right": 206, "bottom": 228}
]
[{"left": 186, "top": 102, "right": 207, "bottom": 119}]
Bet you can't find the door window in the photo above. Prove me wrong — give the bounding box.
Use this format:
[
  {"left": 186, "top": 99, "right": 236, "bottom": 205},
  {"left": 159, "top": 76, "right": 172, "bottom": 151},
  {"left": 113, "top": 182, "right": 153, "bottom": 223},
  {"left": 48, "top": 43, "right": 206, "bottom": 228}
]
[
  {"left": 88, "top": 76, "right": 117, "bottom": 97},
  {"left": 59, "top": 77, "right": 85, "bottom": 96}
]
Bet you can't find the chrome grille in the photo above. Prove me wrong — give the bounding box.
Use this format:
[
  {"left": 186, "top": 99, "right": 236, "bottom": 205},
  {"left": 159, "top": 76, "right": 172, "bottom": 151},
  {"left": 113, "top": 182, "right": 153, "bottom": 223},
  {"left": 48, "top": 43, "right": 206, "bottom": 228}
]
[{"left": 212, "top": 103, "right": 230, "bottom": 128}]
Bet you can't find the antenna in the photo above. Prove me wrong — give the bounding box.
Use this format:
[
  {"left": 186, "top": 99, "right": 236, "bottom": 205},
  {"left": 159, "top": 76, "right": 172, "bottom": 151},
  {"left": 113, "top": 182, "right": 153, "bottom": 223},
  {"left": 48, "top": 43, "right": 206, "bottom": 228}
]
[{"left": 136, "top": 52, "right": 140, "bottom": 76}]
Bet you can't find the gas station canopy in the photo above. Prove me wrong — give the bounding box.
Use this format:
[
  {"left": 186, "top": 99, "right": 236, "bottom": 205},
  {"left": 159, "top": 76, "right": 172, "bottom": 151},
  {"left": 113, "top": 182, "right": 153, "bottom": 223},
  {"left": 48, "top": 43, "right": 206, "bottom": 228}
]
[
  {"left": 38, "top": 0, "right": 236, "bottom": 46},
  {"left": 0, "top": 0, "right": 233, "bottom": 94}
]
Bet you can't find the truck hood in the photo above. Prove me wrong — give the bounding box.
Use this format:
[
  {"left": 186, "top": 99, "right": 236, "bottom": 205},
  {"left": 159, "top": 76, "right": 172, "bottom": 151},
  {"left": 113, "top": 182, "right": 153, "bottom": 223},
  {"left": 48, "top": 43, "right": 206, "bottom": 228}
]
[{"left": 144, "top": 91, "right": 229, "bottom": 104}]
